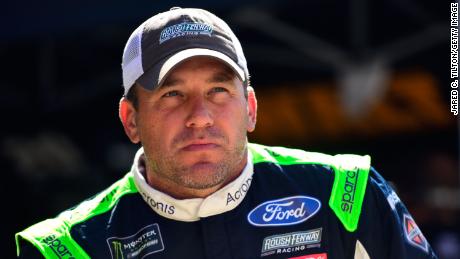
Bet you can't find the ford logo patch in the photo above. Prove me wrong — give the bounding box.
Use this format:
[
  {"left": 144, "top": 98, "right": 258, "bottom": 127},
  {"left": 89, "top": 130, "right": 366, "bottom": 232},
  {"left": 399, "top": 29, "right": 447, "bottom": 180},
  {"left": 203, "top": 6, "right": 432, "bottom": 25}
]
[{"left": 247, "top": 195, "right": 321, "bottom": 227}]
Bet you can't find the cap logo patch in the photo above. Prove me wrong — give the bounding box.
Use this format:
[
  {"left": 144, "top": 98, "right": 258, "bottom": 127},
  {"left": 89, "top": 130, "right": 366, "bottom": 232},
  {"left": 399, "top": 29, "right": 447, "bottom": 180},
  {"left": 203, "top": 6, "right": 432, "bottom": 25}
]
[{"left": 159, "top": 22, "right": 213, "bottom": 44}]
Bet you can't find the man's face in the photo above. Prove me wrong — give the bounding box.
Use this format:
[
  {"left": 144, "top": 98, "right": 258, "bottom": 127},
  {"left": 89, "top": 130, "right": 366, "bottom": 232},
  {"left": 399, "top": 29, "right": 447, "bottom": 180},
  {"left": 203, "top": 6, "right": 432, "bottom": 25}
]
[{"left": 121, "top": 56, "right": 257, "bottom": 194}]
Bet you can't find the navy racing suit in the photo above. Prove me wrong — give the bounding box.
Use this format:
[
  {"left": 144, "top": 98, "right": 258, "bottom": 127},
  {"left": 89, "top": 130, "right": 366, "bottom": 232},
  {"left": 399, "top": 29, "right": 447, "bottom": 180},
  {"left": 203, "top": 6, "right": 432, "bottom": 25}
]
[{"left": 16, "top": 143, "right": 437, "bottom": 258}]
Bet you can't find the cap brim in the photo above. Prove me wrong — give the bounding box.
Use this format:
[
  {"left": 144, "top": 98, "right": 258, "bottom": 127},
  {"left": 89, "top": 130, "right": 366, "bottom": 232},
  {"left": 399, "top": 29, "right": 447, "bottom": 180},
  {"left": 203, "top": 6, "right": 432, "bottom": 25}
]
[{"left": 137, "top": 48, "right": 245, "bottom": 91}]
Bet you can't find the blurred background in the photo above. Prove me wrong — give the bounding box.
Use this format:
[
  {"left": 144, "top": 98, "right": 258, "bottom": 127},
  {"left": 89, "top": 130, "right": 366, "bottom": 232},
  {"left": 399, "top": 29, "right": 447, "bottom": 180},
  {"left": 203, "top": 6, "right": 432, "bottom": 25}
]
[{"left": 2, "top": 0, "right": 459, "bottom": 258}]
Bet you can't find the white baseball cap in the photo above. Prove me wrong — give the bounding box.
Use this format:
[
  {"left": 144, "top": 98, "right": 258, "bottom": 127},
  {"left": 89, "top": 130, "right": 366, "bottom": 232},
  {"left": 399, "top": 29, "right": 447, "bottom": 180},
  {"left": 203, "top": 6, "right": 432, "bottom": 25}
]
[{"left": 121, "top": 7, "right": 249, "bottom": 95}]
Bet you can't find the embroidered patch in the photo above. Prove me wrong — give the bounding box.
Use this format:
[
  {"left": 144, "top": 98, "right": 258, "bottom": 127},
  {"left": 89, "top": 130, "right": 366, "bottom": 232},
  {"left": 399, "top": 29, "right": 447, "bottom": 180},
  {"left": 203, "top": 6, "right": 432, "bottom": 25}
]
[
  {"left": 159, "top": 22, "right": 213, "bottom": 44},
  {"left": 261, "top": 228, "right": 322, "bottom": 257},
  {"left": 107, "top": 224, "right": 164, "bottom": 258},
  {"left": 403, "top": 214, "right": 429, "bottom": 253},
  {"left": 247, "top": 196, "right": 321, "bottom": 227}
]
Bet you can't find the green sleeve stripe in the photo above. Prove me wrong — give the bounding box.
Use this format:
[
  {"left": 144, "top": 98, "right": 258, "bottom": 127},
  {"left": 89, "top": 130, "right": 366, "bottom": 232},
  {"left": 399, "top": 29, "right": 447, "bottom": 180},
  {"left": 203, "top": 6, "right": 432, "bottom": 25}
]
[
  {"left": 57, "top": 173, "right": 138, "bottom": 227},
  {"left": 328, "top": 155, "right": 371, "bottom": 232},
  {"left": 15, "top": 218, "right": 90, "bottom": 258},
  {"left": 249, "top": 143, "right": 371, "bottom": 232},
  {"left": 16, "top": 173, "right": 138, "bottom": 258}
]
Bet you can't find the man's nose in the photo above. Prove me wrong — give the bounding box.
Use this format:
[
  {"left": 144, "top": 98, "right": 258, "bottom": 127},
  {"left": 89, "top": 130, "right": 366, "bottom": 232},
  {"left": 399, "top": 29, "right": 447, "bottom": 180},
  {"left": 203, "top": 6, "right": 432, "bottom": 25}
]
[{"left": 185, "top": 96, "right": 214, "bottom": 128}]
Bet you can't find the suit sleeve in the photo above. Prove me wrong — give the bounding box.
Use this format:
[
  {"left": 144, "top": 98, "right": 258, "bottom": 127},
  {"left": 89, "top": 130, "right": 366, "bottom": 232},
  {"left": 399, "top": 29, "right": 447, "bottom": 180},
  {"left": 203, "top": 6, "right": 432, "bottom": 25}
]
[
  {"left": 17, "top": 239, "right": 45, "bottom": 259},
  {"left": 355, "top": 167, "right": 438, "bottom": 259}
]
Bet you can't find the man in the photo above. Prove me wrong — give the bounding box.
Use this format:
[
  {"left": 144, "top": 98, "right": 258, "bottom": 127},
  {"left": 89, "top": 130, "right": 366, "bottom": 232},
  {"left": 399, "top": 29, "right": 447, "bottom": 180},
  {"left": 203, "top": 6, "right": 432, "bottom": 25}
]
[{"left": 16, "top": 7, "right": 437, "bottom": 259}]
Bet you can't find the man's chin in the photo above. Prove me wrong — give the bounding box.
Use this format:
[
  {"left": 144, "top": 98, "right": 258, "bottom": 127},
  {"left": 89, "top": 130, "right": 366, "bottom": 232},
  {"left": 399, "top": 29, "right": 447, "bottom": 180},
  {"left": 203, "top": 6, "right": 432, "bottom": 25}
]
[
  {"left": 177, "top": 162, "right": 227, "bottom": 189},
  {"left": 187, "top": 161, "right": 221, "bottom": 175}
]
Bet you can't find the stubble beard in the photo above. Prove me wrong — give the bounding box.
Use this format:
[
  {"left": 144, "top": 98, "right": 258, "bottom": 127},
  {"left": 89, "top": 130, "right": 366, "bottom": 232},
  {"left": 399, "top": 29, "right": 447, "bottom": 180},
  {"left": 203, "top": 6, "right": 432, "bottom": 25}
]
[{"left": 148, "top": 128, "right": 248, "bottom": 190}]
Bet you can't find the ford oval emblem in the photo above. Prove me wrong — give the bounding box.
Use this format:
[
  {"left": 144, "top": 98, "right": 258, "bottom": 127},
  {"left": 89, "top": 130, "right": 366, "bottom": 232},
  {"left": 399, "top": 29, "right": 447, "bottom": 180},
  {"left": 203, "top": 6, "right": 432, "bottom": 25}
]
[{"left": 247, "top": 195, "right": 321, "bottom": 227}]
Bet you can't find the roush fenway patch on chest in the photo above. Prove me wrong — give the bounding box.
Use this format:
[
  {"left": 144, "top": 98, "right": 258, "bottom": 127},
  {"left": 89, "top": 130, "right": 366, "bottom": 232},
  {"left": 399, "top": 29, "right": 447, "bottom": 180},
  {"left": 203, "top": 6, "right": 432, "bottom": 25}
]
[
  {"left": 106, "top": 224, "right": 164, "bottom": 258},
  {"left": 261, "top": 228, "right": 322, "bottom": 257}
]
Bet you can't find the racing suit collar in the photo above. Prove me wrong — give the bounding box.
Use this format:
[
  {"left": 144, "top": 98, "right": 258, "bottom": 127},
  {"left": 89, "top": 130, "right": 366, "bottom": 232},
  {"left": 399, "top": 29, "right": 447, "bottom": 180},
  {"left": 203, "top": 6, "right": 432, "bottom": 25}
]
[{"left": 131, "top": 147, "right": 254, "bottom": 222}]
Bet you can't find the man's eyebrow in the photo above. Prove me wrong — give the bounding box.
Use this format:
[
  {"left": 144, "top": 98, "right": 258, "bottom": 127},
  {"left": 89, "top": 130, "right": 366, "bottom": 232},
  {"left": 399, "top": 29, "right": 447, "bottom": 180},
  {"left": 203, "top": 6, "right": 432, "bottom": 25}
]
[
  {"left": 161, "top": 69, "right": 237, "bottom": 87},
  {"left": 161, "top": 77, "right": 184, "bottom": 88},
  {"left": 206, "top": 71, "right": 236, "bottom": 84}
]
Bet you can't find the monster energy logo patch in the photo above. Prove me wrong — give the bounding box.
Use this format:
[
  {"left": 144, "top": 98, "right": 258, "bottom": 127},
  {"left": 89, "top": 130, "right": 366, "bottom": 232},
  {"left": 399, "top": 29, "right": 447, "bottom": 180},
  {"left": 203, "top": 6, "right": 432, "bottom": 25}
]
[{"left": 107, "top": 224, "right": 164, "bottom": 259}]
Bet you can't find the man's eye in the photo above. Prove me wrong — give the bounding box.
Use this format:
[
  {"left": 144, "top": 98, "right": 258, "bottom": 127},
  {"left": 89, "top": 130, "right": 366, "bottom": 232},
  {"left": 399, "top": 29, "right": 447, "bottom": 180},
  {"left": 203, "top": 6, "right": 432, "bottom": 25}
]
[
  {"left": 211, "top": 87, "right": 228, "bottom": 93},
  {"left": 163, "top": 91, "right": 180, "bottom": 97}
]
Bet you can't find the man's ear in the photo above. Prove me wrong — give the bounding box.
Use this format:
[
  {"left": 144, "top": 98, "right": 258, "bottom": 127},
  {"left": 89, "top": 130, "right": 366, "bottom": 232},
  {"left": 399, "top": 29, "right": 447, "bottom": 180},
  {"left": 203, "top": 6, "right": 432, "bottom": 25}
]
[
  {"left": 246, "top": 86, "right": 257, "bottom": 132},
  {"left": 119, "top": 97, "right": 140, "bottom": 143}
]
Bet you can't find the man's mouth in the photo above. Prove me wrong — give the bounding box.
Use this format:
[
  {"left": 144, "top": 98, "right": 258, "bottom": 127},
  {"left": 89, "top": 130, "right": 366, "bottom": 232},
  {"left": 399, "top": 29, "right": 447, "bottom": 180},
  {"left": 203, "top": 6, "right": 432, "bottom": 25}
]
[{"left": 181, "top": 141, "right": 220, "bottom": 152}]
